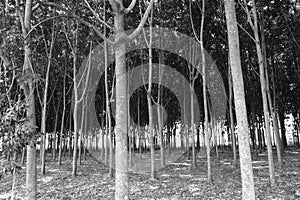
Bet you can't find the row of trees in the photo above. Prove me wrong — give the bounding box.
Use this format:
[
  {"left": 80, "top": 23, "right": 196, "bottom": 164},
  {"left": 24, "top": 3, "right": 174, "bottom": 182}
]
[{"left": 0, "top": 0, "right": 299, "bottom": 199}]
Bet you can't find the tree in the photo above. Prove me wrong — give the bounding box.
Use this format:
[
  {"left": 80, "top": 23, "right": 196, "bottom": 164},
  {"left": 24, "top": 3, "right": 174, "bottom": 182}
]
[
  {"left": 242, "top": 0, "right": 275, "bottom": 185},
  {"left": 103, "top": 0, "right": 113, "bottom": 177},
  {"left": 260, "top": 12, "right": 282, "bottom": 166},
  {"left": 224, "top": 0, "right": 256, "bottom": 199},
  {"left": 144, "top": 7, "right": 156, "bottom": 180},
  {"left": 64, "top": 21, "right": 91, "bottom": 176},
  {"left": 15, "top": 0, "right": 37, "bottom": 199},
  {"left": 58, "top": 58, "right": 67, "bottom": 165},
  {"left": 228, "top": 65, "right": 237, "bottom": 167},
  {"left": 108, "top": 1, "right": 154, "bottom": 199},
  {"left": 40, "top": 19, "right": 56, "bottom": 175}
]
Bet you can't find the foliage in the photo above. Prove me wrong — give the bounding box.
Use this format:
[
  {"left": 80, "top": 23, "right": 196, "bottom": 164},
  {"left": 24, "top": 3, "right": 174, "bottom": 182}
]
[{"left": 0, "top": 97, "right": 28, "bottom": 179}]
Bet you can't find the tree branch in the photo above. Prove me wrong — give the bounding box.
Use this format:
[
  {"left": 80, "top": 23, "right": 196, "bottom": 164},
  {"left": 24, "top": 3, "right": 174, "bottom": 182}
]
[
  {"left": 77, "top": 43, "right": 92, "bottom": 103},
  {"left": 37, "top": 0, "right": 69, "bottom": 12},
  {"left": 242, "top": 0, "right": 255, "bottom": 32},
  {"left": 108, "top": 0, "right": 118, "bottom": 12},
  {"left": 125, "top": 0, "right": 137, "bottom": 14},
  {"left": 83, "top": 0, "right": 113, "bottom": 30},
  {"left": 73, "top": 15, "right": 113, "bottom": 44},
  {"left": 237, "top": 22, "right": 255, "bottom": 42},
  {"left": 37, "top": 0, "right": 114, "bottom": 44},
  {"left": 189, "top": 0, "right": 201, "bottom": 44},
  {"left": 139, "top": 0, "right": 149, "bottom": 47},
  {"left": 127, "top": 0, "right": 154, "bottom": 41},
  {"left": 15, "top": 0, "right": 26, "bottom": 36}
]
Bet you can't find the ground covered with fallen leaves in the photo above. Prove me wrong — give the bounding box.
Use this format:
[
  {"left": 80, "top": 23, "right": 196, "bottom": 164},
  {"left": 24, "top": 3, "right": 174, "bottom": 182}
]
[{"left": 0, "top": 147, "right": 300, "bottom": 199}]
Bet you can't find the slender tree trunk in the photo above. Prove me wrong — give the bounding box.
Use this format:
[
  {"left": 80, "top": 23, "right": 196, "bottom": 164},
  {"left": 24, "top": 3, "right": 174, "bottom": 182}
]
[
  {"left": 84, "top": 134, "right": 87, "bottom": 160},
  {"left": 173, "top": 125, "right": 176, "bottom": 148},
  {"left": 105, "top": 129, "right": 108, "bottom": 165},
  {"left": 271, "top": 62, "right": 284, "bottom": 151},
  {"left": 68, "top": 131, "right": 72, "bottom": 159},
  {"left": 146, "top": 10, "right": 156, "bottom": 179},
  {"left": 157, "top": 49, "right": 165, "bottom": 167},
  {"left": 21, "top": 147, "right": 26, "bottom": 165},
  {"left": 191, "top": 79, "right": 196, "bottom": 168},
  {"left": 228, "top": 65, "right": 237, "bottom": 167},
  {"left": 158, "top": 102, "right": 165, "bottom": 167},
  {"left": 260, "top": 13, "right": 282, "bottom": 168},
  {"left": 199, "top": 0, "right": 212, "bottom": 183},
  {"left": 40, "top": 21, "right": 56, "bottom": 174},
  {"left": 196, "top": 124, "right": 200, "bottom": 149},
  {"left": 250, "top": 0, "right": 275, "bottom": 185},
  {"left": 214, "top": 120, "right": 219, "bottom": 160},
  {"left": 52, "top": 120, "right": 58, "bottom": 160},
  {"left": 127, "top": 71, "right": 132, "bottom": 168},
  {"left": 224, "top": 0, "right": 256, "bottom": 199},
  {"left": 183, "top": 80, "right": 190, "bottom": 159},
  {"left": 58, "top": 64, "right": 66, "bottom": 165},
  {"left": 101, "top": 115, "right": 105, "bottom": 159},
  {"left": 278, "top": 111, "right": 287, "bottom": 148},
  {"left": 257, "top": 122, "right": 263, "bottom": 151},
  {"left": 78, "top": 98, "right": 86, "bottom": 166},
  {"left": 138, "top": 96, "right": 142, "bottom": 160},
  {"left": 72, "top": 22, "right": 79, "bottom": 176},
  {"left": 69, "top": 23, "right": 91, "bottom": 176}
]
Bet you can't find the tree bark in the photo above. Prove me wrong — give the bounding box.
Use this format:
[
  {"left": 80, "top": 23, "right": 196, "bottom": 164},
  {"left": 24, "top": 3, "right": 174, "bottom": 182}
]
[
  {"left": 114, "top": 3, "right": 129, "bottom": 199},
  {"left": 199, "top": 0, "right": 211, "bottom": 183},
  {"left": 146, "top": 10, "right": 156, "bottom": 179},
  {"left": 278, "top": 110, "right": 287, "bottom": 148},
  {"left": 224, "top": 0, "right": 256, "bottom": 199},
  {"left": 228, "top": 65, "right": 237, "bottom": 167},
  {"left": 71, "top": 22, "right": 79, "bottom": 176},
  {"left": 18, "top": 0, "right": 38, "bottom": 199}
]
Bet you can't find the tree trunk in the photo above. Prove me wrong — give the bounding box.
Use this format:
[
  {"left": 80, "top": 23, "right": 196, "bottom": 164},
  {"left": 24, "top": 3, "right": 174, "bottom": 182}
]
[
  {"left": 260, "top": 12, "right": 282, "bottom": 168},
  {"left": 257, "top": 123, "right": 263, "bottom": 151},
  {"left": 250, "top": 0, "right": 275, "bottom": 185},
  {"left": 224, "top": 0, "right": 256, "bottom": 199},
  {"left": 278, "top": 110, "right": 287, "bottom": 148},
  {"left": 228, "top": 65, "right": 237, "bottom": 167},
  {"left": 138, "top": 96, "right": 142, "bottom": 160},
  {"left": 101, "top": 115, "right": 105, "bottom": 159},
  {"left": 127, "top": 70, "right": 132, "bottom": 168},
  {"left": 21, "top": 147, "right": 26, "bottom": 165},
  {"left": 196, "top": 124, "right": 200, "bottom": 149},
  {"left": 183, "top": 81, "right": 190, "bottom": 159},
  {"left": 199, "top": 0, "right": 211, "bottom": 183},
  {"left": 114, "top": 5, "right": 129, "bottom": 199},
  {"left": 173, "top": 125, "right": 176, "bottom": 149},
  {"left": 41, "top": 23, "right": 55, "bottom": 174},
  {"left": 68, "top": 131, "right": 72, "bottom": 159},
  {"left": 146, "top": 10, "right": 156, "bottom": 179},
  {"left": 157, "top": 105, "right": 165, "bottom": 167},
  {"left": 105, "top": 130, "right": 108, "bottom": 165},
  {"left": 214, "top": 121, "right": 219, "bottom": 160},
  {"left": 191, "top": 80, "right": 196, "bottom": 168},
  {"left": 58, "top": 64, "right": 66, "bottom": 165},
  {"left": 18, "top": 0, "right": 37, "bottom": 199},
  {"left": 72, "top": 22, "right": 79, "bottom": 176},
  {"left": 78, "top": 98, "right": 86, "bottom": 166}
]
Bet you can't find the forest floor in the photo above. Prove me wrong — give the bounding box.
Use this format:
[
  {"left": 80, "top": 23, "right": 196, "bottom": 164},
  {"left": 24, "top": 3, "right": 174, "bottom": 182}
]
[{"left": 0, "top": 147, "right": 299, "bottom": 200}]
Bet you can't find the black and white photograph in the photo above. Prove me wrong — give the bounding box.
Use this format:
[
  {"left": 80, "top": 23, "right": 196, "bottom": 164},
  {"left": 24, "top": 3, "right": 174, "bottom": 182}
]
[{"left": 0, "top": 0, "right": 299, "bottom": 199}]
